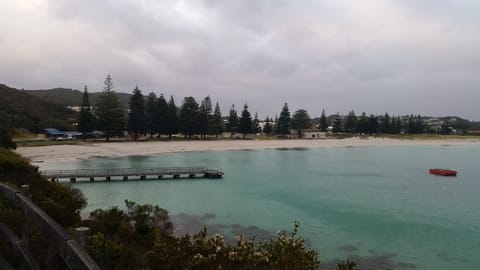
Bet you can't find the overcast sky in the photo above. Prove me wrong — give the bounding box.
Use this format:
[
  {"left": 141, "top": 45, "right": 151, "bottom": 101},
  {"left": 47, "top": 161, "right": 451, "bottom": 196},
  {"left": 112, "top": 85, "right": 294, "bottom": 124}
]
[{"left": 1, "top": 0, "right": 479, "bottom": 120}]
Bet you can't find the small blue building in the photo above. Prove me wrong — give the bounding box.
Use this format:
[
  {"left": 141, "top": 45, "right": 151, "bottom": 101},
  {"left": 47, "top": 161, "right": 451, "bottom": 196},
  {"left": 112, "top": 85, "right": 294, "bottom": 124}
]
[{"left": 44, "top": 128, "right": 65, "bottom": 140}]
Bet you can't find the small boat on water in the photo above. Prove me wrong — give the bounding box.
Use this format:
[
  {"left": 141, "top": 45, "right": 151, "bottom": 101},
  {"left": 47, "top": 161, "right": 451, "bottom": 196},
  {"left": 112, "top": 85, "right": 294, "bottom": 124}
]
[{"left": 429, "top": 168, "right": 457, "bottom": 176}]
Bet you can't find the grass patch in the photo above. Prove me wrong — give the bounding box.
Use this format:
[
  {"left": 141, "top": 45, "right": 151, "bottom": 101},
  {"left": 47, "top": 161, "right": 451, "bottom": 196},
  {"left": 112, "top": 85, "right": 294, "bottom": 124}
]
[{"left": 16, "top": 140, "right": 81, "bottom": 147}]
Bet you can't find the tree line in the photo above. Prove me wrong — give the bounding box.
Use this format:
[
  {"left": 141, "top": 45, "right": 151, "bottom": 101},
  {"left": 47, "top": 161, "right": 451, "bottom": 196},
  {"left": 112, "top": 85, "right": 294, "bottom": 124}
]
[
  {"left": 336, "top": 111, "right": 426, "bottom": 135},
  {"left": 78, "top": 75, "right": 227, "bottom": 141},
  {"left": 78, "top": 75, "right": 315, "bottom": 140},
  {"left": 78, "top": 75, "right": 460, "bottom": 141}
]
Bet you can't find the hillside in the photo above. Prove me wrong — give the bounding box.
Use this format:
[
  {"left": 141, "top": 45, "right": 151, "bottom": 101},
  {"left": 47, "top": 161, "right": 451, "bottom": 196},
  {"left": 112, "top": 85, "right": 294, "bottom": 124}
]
[
  {"left": 27, "top": 88, "right": 132, "bottom": 108},
  {"left": 0, "top": 84, "right": 77, "bottom": 132}
]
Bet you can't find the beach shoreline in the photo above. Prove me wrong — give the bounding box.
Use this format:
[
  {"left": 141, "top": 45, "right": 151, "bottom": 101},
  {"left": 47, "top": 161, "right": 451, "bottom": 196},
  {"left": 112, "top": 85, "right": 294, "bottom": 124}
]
[{"left": 15, "top": 137, "right": 480, "bottom": 163}]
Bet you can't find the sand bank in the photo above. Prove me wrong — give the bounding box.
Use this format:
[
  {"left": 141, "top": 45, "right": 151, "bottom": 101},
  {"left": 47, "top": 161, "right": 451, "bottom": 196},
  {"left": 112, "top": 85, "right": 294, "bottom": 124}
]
[{"left": 15, "top": 137, "right": 480, "bottom": 163}]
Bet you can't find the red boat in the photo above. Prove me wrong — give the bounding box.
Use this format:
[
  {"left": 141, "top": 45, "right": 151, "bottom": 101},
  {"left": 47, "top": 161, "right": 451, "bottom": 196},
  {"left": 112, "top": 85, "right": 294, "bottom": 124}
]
[{"left": 429, "top": 168, "right": 457, "bottom": 176}]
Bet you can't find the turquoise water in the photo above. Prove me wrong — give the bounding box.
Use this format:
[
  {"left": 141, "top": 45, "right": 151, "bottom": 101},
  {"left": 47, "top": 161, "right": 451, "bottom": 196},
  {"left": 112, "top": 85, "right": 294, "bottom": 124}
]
[{"left": 38, "top": 145, "right": 480, "bottom": 269}]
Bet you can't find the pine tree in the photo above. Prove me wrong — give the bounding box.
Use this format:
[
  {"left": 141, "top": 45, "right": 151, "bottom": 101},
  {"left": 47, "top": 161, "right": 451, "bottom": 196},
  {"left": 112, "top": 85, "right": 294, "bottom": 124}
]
[
  {"left": 156, "top": 94, "right": 168, "bottom": 136},
  {"left": 415, "top": 115, "right": 424, "bottom": 134},
  {"left": 343, "top": 110, "right": 357, "bottom": 134},
  {"left": 357, "top": 112, "right": 368, "bottom": 134},
  {"left": 263, "top": 117, "right": 273, "bottom": 135},
  {"left": 332, "top": 113, "right": 342, "bottom": 133},
  {"left": 390, "top": 117, "right": 399, "bottom": 134},
  {"left": 226, "top": 105, "right": 239, "bottom": 138},
  {"left": 253, "top": 113, "right": 261, "bottom": 135},
  {"left": 407, "top": 115, "right": 425, "bottom": 134},
  {"left": 239, "top": 103, "right": 253, "bottom": 138},
  {"left": 367, "top": 114, "right": 379, "bottom": 134},
  {"left": 96, "top": 75, "right": 125, "bottom": 141},
  {"left": 291, "top": 109, "right": 311, "bottom": 138},
  {"left": 179, "top": 97, "right": 200, "bottom": 139},
  {"left": 272, "top": 115, "right": 279, "bottom": 135},
  {"left": 380, "top": 113, "right": 391, "bottom": 134},
  {"left": 199, "top": 96, "right": 213, "bottom": 139},
  {"left": 127, "top": 86, "right": 146, "bottom": 140},
  {"left": 276, "top": 103, "right": 291, "bottom": 137},
  {"left": 212, "top": 102, "right": 223, "bottom": 138},
  {"left": 145, "top": 92, "right": 157, "bottom": 138},
  {"left": 319, "top": 109, "right": 328, "bottom": 131},
  {"left": 396, "top": 117, "right": 403, "bottom": 134},
  {"left": 166, "top": 96, "right": 178, "bottom": 139},
  {"left": 78, "top": 85, "right": 94, "bottom": 136}
]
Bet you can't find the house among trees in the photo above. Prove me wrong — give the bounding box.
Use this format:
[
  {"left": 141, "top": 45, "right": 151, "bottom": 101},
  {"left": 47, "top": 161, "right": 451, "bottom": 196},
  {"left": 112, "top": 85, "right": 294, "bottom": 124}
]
[
  {"left": 44, "top": 128, "right": 83, "bottom": 140},
  {"left": 302, "top": 129, "right": 327, "bottom": 139},
  {"left": 44, "top": 128, "right": 65, "bottom": 140},
  {"left": 64, "top": 131, "right": 82, "bottom": 140}
]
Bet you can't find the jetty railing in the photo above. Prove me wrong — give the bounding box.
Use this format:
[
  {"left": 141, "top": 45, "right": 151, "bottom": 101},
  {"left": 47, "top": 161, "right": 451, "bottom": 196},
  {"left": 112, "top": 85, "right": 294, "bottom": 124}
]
[
  {"left": 40, "top": 166, "right": 224, "bottom": 182},
  {"left": 0, "top": 183, "right": 100, "bottom": 270}
]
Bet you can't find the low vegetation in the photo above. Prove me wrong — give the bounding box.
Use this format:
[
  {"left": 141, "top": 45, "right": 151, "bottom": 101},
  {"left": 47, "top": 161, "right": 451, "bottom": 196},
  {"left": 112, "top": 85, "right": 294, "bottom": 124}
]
[
  {"left": 84, "top": 200, "right": 319, "bottom": 270},
  {"left": 0, "top": 84, "right": 77, "bottom": 133},
  {"left": 0, "top": 148, "right": 86, "bottom": 268}
]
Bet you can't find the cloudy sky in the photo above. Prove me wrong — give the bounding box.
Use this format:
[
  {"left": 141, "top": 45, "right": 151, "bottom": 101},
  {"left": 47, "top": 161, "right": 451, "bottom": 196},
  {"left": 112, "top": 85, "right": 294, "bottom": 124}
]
[{"left": 1, "top": 0, "right": 479, "bottom": 120}]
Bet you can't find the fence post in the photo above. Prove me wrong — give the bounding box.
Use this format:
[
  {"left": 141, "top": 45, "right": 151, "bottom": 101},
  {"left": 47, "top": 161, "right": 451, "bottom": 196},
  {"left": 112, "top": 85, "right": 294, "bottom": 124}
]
[
  {"left": 20, "top": 185, "right": 30, "bottom": 197},
  {"left": 20, "top": 185, "right": 30, "bottom": 242},
  {"left": 74, "top": 227, "right": 90, "bottom": 249}
]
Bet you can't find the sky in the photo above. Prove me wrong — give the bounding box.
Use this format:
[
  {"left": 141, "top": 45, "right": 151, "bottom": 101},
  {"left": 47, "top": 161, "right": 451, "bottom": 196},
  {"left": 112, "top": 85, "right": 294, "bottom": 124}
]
[{"left": 1, "top": 0, "right": 479, "bottom": 120}]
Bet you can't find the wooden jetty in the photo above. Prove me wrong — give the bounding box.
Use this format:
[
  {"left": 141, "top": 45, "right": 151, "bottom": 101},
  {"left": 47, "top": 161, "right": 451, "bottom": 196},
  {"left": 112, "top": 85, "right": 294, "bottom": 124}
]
[{"left": 41, "top": 166, "right": 224, "bottom": 183}]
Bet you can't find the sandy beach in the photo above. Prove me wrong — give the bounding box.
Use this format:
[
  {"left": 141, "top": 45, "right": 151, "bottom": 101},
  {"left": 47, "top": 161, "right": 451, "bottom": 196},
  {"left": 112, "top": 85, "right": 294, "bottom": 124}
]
[{"left": 15, "top": 137, "right": 480, "bottom": 163}]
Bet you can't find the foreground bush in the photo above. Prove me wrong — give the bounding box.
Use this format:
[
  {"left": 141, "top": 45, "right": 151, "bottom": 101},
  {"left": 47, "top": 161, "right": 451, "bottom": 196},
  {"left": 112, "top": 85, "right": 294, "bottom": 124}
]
[
  {"left": 86, "top": 201, "right": 320, "bottom": 270},
  {"left": 0, "top": 148, "right": 86, "bottom": 227},
  {"left": 0, "top": 148, "right": 86, "bottom": 268}
]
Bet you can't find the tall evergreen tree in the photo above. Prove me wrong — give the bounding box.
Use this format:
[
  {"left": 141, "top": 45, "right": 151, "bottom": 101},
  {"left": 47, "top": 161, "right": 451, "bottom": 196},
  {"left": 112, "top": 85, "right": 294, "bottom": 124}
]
[
  {"left": 96, "top": 75, "right": 125, "bottom": 141},
  {"left": 332, "top": 113, "right": 343, "bottom": 133},
  {"left": 276, "top": 103, "right": 291, "bottom": 137},
  {"left": 367, "top": 114, "right": 379, "bottom": 134},
  {"left": 415, "top": 115, "right": 424, "bottom": 134},
  {"left": 179, "top": 97, "right": 200, "bottom": 139},
  {"left": 343, "top": 110, "right": 357, "bottom": 133},
  {"left": 253, "top": 113, "right": 261, "bottom": 134},
  {"left": 291, "top": 109, "right": 311, "bottom": 138},
  {"left": 226, "top": 105, "right": 239, "bottom": 138},
  {"left": 127, "top": 86, "right": 146, "bottom": 140},
  {"left": 407, "top": 115, "right": 424, "bottom": 134},
  {"left": 165, "top": 96, "right": 179, "bottom": 139},
  {"left": 239, "top": 103, "right": 253, "bottom": 138},
  {"left": 357, "top": 112, "right": 368, "bottom": 134},
  {"left": 379, "top": 113, "right": 391, "bottom": 134},
  {"left": 263, "top": 117, "right": 273, "bottom": 135},
  {"left": 390, "top": 116, "right": 402, "bottom": 134},
  {"left": 319, "top": 109, "right": 328, "bottom": 131},
  {"left": 156, "top": 94, "right": 168, "bottom": 136},
  {"left": 78, "top": 85, "right": 94, "bottom": 135},
  {"left": 199, "top": 96, "right": 213, "bottom": 139},
  {"left": 145, "top": 92, "right": 158, "bottom": 138},
  {"left": 272, "top": 115, "right": 279, "bottom": 135},
  {"left": 212, "top": 102, "right": 223, "bottom": 138}
]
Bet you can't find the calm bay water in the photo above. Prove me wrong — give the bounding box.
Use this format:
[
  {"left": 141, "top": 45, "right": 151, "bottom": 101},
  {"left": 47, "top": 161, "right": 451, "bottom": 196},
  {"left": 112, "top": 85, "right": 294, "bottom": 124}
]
[{"left": 38, "top": 145, "right": 480, "bottom": 269}]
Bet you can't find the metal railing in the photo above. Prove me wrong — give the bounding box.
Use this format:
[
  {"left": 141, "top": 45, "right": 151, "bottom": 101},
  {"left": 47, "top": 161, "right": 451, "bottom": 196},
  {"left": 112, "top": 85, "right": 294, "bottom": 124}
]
[
  {"left": 0, "top": 183, "right": 100, "bottom": 270},
  {"left": 41, "top": 166, "right": 210, "bottom": 178}
]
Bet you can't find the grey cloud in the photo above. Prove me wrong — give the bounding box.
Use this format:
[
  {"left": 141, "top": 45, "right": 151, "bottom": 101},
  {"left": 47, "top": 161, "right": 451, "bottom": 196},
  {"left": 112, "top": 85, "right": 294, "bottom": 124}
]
[{"left": 1, "top": 0, "right": 479, "bottom": 120}]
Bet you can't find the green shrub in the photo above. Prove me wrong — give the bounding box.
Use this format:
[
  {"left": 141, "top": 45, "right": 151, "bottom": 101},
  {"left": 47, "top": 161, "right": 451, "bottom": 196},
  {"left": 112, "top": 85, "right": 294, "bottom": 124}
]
[
  {"left": 87, "top": 200, "right": 320, "bottom": 270},
  {"left": 0, "top": 148, "right": 86, "bottom": 228}
]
